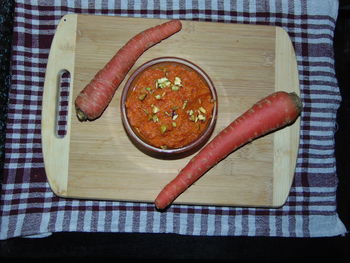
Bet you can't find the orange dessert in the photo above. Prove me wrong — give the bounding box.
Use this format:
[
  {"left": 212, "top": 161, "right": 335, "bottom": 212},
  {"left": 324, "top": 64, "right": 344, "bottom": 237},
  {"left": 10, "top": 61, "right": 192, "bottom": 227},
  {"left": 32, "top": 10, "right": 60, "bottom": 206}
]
[{"left": 125, "top": 62, "right": 215, "bottom": 149}]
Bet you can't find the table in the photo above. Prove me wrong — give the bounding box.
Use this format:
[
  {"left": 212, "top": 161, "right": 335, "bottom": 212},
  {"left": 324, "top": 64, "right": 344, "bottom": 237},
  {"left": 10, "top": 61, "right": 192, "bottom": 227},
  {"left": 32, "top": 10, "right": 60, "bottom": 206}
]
[{"left": 0, "top": 0, "right": 347, "bottom": 242}]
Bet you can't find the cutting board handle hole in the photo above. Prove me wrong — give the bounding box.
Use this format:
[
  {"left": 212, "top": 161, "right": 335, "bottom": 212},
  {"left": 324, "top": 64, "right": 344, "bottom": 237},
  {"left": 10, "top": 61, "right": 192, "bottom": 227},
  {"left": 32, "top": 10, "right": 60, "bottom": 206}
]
[{"left": 56, "top": 69, "right": 71, "bottom": 138}]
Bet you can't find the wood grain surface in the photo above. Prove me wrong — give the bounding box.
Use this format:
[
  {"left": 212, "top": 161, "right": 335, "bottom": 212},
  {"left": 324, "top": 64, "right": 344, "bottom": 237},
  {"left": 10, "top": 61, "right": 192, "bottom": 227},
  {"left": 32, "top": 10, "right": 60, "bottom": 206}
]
[{"left": 41, "top": 14, "right": 300, "bottom": 207}]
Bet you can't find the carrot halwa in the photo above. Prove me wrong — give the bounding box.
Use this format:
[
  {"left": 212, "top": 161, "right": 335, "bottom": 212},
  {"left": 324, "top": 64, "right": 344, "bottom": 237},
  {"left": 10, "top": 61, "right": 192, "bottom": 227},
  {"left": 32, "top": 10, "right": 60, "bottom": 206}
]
[{"left": 125, "top": 62, "right": 214, "bottom": 149}]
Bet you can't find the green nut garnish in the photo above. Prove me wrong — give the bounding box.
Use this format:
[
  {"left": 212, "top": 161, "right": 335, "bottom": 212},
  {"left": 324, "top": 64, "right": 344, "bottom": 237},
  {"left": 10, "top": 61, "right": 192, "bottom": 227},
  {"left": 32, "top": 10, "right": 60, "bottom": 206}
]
[
  {"left": 160, "top": 124, "right": 167, "bottom": 134},
  {"left": 138, "top": 93, "right": 147, "bottom": 101}
]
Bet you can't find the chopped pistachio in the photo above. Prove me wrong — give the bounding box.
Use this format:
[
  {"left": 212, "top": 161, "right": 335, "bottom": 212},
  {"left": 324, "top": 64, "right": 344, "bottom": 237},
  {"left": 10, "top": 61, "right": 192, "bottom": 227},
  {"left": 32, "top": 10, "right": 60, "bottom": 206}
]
[
  {"left": 171, "top": 85, "right": 180, "bottom": 91},
  {"left": 145, "top": 87, "right": 152, "bottom": 92},
  {"left": 152, "top": 105, "right": 160, "bottom": 113},
  {"left": 155, "top": 94, "right": 162, "bottom": 100},
  {"left": 174, "top": 77, "right": 182, "bottom": 86},
  {"left": 198, "top": 114, "right": 206, "bottom": 121},
  {"left": 160, "top": 124, "right": 167, "bottom": 134},
  {"left": 172, "top": 122, "right": 177, "bottom": 127},
  {"left": 152, "top": 115, "right": 159, "bottom": 122},
  {"left": 189, "top": 115, "right": 195, "bottom": 121},
  {"left": 164, "top": 111, "right": 172, "bottom": 117},
  {"left": 187, "top": 109, "right": 194, "bottom": 116},
  {"left": 163, "top": 82, "right": 171, "bottom": 88},
  {"left": 157, "top": 77, "right": 171, "bottom": 89},
  {"left": 199, "top": 106, "right": 206, "bottom": 114},
  {"left": 198, "top": 98, "right": 202, "bottom": 104},
  {"left": 142, "top": 108, "right": 149, "bottom": 115},
  {"left": 160, "top": 145, "right": 167, "bottom": 149},
  {"left": 172, "top": 114, "right": 178, "bottom": 120},
  {"left": 138, "top": 93, "right": 147, "bottom": 101},
  {"left": 182, "top": 100, "right": 188, "bottom": 109}
]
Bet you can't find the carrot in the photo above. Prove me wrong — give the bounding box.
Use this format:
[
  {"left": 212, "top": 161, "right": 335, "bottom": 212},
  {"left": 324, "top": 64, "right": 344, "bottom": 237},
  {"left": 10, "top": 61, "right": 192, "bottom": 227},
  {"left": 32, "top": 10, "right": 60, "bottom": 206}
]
[
  {"left": 75, "top": 20, "right": 182, "bottom": 121},
  {"left": 154, "top": 91, "right": 302, "bottom": 210}
]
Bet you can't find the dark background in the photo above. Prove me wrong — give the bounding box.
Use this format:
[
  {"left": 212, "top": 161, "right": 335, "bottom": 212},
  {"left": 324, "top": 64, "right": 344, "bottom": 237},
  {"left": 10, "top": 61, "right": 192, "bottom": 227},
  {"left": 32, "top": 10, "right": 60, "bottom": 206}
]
[{"left": 1, "top": 1, "right": 349, "bottom": 260}]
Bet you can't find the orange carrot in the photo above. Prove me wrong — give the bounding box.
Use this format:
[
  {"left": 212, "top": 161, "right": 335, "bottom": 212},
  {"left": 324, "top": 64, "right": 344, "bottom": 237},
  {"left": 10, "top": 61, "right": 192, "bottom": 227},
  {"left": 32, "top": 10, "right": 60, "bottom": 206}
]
[
  {"left": 154, "top": 91, "right": 302, "bottom": 209},
  {"left": 75, "top": 20, "right": 182, "bottom": 121}
]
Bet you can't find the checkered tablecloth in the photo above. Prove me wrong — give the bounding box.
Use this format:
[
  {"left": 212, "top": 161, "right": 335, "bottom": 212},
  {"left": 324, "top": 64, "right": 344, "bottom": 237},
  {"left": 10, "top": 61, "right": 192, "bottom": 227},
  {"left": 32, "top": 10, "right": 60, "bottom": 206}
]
[{"left": 0, "top": 0, "right": 347, "bottom": 240}]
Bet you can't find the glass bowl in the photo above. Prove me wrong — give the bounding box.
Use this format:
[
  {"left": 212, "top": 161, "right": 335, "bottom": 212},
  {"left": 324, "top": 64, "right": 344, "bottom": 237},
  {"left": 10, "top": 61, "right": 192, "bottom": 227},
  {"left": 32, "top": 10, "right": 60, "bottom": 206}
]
[{"left": 120, "top": 57, "right": 218, "bottom": 159}]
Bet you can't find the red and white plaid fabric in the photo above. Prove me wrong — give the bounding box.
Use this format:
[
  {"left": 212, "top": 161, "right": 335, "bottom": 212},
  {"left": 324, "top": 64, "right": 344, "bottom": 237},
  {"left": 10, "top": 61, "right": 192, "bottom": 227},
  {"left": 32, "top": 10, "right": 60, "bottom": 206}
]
[{"left": 0, "top": 0, "right": 347, "bottom": 239}]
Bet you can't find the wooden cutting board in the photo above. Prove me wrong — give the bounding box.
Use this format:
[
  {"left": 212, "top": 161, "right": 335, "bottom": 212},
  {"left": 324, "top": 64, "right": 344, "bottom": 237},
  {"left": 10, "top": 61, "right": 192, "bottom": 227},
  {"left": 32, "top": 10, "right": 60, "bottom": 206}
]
[{"left": 41, "top": 14, "right": 300, "bottom": 207}]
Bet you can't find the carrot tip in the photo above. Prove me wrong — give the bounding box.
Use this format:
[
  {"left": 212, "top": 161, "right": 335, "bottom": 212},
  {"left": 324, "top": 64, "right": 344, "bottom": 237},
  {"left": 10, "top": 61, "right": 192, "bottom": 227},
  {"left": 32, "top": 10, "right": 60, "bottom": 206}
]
[
  {"left": 288, "top": 92, "right": 303, "bottom": 114},
  {"left": 76, "top": 108, "right": 88, "bottom": 122},
  {"left": 154, "top": 199, "right": 167, "bottom": 211},
  {"left": 155, "top": 205, "right": 164, "bottom": 211}
]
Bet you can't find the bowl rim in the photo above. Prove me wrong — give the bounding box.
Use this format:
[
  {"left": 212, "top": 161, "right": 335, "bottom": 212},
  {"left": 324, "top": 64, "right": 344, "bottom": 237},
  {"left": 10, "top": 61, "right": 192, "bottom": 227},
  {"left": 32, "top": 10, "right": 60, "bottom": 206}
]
[{"left": 120, "top": 56, "right": 218, "bottom": 157}]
